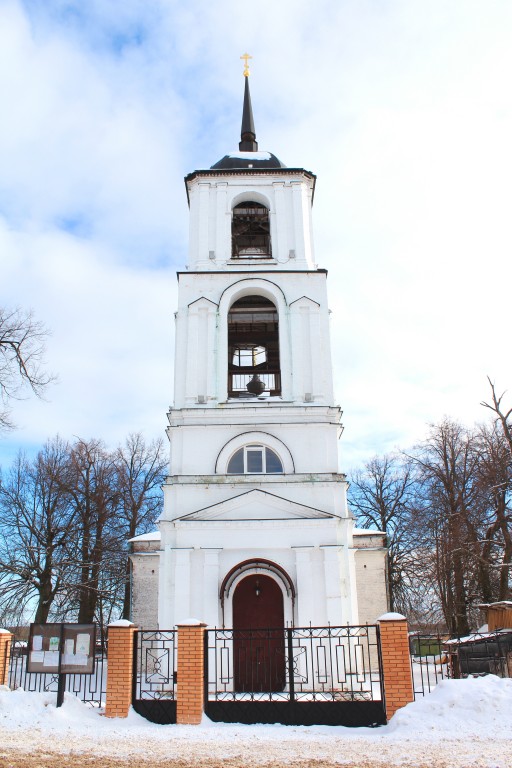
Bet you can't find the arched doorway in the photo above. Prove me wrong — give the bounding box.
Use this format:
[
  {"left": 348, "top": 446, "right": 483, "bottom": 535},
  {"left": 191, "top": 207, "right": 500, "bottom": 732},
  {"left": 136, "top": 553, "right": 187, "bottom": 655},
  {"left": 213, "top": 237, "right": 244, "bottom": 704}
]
[{"left": 232, "top": 574, "right": 286, "bottom": 692}]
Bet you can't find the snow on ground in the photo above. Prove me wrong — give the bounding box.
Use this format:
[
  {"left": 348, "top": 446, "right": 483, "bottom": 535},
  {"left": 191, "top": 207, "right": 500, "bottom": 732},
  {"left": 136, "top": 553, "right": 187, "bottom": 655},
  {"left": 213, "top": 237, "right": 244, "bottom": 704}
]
[{"left": 0, "top": 676, "right": 511, "bottom": 767}]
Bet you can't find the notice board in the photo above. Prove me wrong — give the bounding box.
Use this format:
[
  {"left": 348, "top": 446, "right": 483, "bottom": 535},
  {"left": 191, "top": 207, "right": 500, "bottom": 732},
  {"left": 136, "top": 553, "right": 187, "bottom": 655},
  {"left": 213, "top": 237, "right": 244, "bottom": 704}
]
[{"left": 27, "top": 623, "right": 96, "bottom": 675}]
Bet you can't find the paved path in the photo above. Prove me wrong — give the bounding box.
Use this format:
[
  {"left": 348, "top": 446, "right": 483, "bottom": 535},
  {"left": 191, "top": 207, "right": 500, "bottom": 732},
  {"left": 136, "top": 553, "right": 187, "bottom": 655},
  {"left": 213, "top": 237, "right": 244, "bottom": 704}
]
[{"left": 1, "top": 734, "right": 511, "bottom": 768}]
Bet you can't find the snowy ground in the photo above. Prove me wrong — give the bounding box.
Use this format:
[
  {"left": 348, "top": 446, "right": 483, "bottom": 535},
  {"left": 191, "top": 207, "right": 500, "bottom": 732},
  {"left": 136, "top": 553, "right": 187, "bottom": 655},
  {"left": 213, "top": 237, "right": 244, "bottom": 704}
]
[{"left": 0, "top": 676, "right": 511, "bottom": 767}]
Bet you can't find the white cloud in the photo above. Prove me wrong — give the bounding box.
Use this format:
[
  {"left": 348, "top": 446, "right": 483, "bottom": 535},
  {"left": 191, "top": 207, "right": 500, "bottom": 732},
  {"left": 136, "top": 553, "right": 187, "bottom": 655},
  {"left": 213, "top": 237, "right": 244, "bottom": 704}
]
[{"left": 1, "top": 0, "right": 512, "bottom": 470}]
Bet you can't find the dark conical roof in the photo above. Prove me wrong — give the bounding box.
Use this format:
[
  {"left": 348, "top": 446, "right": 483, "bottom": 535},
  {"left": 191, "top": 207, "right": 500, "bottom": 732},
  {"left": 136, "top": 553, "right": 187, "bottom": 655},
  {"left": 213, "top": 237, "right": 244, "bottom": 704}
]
[{"left": 210, "top": 70, "right": 286, "bottom": 170}]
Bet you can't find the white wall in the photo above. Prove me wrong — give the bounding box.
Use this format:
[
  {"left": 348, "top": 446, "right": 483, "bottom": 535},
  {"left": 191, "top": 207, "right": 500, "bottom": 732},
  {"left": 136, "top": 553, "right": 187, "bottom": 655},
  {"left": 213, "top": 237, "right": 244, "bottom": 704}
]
[{"left": 186, "top": 171, "right": 316, "bottom": 270}]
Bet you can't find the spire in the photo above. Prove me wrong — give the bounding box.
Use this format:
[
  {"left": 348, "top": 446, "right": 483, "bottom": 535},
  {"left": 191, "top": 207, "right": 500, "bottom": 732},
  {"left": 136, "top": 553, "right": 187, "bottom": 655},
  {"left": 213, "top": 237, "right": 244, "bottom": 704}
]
[{"left": 239, "top": 54, "right": 258, "bottom": 152}]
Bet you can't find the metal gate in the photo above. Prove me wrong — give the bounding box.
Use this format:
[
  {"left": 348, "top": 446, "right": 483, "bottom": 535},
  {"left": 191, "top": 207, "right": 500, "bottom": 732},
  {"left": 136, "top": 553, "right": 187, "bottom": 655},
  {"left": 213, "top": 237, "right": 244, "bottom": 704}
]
[
  {"left": 205, "top": 625, "right": 386, "bottom": 726},
  {"left": 132, "top": 629, "right": 177, "bottom": 724}
]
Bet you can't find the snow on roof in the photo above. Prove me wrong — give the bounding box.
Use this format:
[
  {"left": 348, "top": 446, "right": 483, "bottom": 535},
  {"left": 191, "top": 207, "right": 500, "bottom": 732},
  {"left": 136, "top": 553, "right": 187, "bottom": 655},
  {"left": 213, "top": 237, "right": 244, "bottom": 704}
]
[
  {"left": 227, "top": 151, "right": 274, "bottom": 160},
  {"left": 353, "top": 529, "right": 386, "bottom": 536},
  {"left": 444, "top": 629, "right": 512, "bottom": 645},
  {"left": 128, "top": 531, "right": 161, "bottom": 543},
  {"left": 477, "top": 601, "right": 512, "bottom": 608}
]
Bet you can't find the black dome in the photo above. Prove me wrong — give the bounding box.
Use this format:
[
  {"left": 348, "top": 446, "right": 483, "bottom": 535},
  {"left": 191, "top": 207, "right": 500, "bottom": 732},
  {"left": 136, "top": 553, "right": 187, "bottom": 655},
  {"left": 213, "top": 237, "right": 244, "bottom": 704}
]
[{"left": 210, "top": 151, "right": 286, "bottom": 170}]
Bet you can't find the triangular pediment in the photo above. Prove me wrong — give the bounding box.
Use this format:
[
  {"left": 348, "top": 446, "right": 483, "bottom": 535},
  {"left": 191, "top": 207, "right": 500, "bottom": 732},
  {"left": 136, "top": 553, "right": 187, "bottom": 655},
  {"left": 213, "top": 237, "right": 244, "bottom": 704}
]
[
  {"left": 176, "top": 489, "right": 335, "bottom": 522},
  {"left": 188, "top": 296, "right": 218, "bottom": 310},
  {"left": 289, "top": 295, "right": 320, "bottom": 308}
]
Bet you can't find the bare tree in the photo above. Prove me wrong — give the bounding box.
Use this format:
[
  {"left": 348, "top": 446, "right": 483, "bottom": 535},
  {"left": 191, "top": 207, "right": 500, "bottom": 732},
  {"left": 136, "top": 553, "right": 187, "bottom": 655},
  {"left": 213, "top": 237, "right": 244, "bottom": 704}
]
[
  {"left": 478, "top": 379, "right": 512, "bottom": 599},
  {"left": 481, "top": 378, "right": 512, "bottom": 455},
  {"left": 61, "top": 438, "right": 120, "bottom": 624},
  {"left": 0, "top": 307, "right": 54, "bottom": 432},
  {"left": 114, "top": 433, "right": 166, "bottom": 619},
  {"left": 471, "top": 422, "right": 512, "bottom": 601},
  {"left": 0, "top": 438, "right": 75, "bottom": 622},
  {"left": 0, "top": 432, "right": 166, "bottom": 630},
  {"left": 410, "top": 419, "right": 479, "bottom": 635},
  {"left": 349, "top": 453, "right": 414, "bottom": 612}
]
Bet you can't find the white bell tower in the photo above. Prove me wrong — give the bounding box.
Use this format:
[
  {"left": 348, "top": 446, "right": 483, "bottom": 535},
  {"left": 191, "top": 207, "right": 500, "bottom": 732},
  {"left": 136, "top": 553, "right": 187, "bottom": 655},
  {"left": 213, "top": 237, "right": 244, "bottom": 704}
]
[{"left": 130, "top": 65, "right": 388, "bottom": 631}]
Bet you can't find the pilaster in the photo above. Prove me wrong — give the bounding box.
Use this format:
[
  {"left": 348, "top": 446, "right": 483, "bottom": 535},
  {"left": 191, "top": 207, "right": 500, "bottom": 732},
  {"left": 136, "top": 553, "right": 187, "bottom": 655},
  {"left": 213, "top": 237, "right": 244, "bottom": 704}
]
[
  {"left": 294, "top": 547, "right": 315, "bottom": 626},
  {"left": 202, "top": 548, "right": 222, "bottom": 627},
  {"left": 321, "top": 545, "right": 344, "bottom": 624},
  {"left": 173, "top": 548, "right": 193, "bottom": 623}
]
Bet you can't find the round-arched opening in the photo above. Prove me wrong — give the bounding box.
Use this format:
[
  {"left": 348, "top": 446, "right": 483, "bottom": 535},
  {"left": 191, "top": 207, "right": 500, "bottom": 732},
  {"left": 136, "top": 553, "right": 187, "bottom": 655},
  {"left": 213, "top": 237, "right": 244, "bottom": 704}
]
[
  {"left": 231, "top": 201, "right": 271, "bottom": 260},
  {"left": 220, "top": 558, "right": 296, "bottom": 609},
  {"left": 228, "top": 295, "right": 281, "bottom": 397}
]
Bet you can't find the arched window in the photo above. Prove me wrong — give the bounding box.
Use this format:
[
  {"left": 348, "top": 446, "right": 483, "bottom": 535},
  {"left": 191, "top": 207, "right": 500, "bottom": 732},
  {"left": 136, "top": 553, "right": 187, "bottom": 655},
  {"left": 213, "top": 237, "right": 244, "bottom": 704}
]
[
  {"left": 228, "top": 295, "right": 281, "bottom": 397},
  {"left": 232, "top": 201, "right": 271, "bottom": 260},
  {"left": 227, "top": 445, "right": 283, "bottom": 474}
]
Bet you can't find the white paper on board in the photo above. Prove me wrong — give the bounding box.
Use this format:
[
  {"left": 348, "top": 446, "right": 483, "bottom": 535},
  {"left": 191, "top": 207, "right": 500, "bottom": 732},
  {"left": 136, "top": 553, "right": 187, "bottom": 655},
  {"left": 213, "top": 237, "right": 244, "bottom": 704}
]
[
  {"left": 43, "top": 651, "right": 59, "bottom": 667},
  {"left": 74, "top": 653, "right": 88, "bottom": 666},
  {"left": 30, "top": 651, "right": 44, "bottom": 663},
  {"left": 32, "top": 635, "right": 43, "bottom": 651},
  {"left": 76, "top": 634, "right": 90, "bottom": 656},
  {"left": 65, "top": 639, "right": 74, "bottom": 654}
]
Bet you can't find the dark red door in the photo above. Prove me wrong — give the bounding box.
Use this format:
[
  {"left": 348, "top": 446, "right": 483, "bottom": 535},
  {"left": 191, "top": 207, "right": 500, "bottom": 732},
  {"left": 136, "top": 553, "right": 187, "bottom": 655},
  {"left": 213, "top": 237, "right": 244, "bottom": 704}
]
[{"left": 232, "top": 574, "right": 286, "bottom": 692}]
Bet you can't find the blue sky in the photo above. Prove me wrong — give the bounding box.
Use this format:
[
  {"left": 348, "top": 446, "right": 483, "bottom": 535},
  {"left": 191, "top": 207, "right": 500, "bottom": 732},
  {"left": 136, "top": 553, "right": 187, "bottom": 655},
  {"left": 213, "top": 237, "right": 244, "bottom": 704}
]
[{"left": 1, "top": 0, "right": 512, "bottom": 471}]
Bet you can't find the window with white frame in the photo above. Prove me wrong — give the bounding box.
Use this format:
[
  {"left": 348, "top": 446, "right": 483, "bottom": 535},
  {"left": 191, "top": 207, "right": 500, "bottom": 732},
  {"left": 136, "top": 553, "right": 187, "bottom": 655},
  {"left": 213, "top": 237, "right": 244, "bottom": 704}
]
[{"left": 227, "top": 445, "right": 284, "bottom": 474}]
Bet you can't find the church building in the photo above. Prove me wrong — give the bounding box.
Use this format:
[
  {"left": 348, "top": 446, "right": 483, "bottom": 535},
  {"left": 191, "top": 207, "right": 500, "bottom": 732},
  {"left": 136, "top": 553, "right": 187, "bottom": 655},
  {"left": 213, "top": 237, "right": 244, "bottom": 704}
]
[{"left": 129, "top": 63, "right": 388, "bottom": 631}]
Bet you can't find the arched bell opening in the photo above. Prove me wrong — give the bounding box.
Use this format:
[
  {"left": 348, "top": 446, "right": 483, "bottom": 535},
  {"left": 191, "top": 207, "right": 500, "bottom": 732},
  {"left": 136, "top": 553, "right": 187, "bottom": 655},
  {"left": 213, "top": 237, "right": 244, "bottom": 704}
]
[
  {"left": 228, "top": 295, "right": 281, "bottom": 397},
  {"left": 231, "top": 200, "right": 271, "bottom": 260}
]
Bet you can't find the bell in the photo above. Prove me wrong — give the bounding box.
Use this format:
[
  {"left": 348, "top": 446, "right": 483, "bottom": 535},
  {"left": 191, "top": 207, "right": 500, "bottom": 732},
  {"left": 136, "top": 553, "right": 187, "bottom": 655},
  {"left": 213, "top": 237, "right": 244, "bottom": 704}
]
[{"left": 246, "top": 374, "right": 265, "bottom": 395}]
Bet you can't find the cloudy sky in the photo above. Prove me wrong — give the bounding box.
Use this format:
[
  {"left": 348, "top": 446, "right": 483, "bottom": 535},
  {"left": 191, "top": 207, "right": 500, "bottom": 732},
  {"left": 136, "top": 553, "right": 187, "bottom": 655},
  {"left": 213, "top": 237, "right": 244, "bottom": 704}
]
[{"left": 1, "top": 0, "right": 512, "bottom": 472}]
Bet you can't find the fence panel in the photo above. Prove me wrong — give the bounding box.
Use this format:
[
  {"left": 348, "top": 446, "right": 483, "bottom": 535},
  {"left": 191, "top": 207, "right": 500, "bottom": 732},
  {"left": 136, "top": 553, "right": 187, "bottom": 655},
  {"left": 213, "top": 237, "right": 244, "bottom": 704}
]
[
  {"left": 205, "top": 625, "right": 386, "bottom": 726},
  {"left": 410, "top": 629, "right": 512, "bottom": 698},
  {"left": 8, "top": 634, "right": 106, "bottom": 708},
  {"left": 132, "top": 629, "right": 177, "bottom": 724}
]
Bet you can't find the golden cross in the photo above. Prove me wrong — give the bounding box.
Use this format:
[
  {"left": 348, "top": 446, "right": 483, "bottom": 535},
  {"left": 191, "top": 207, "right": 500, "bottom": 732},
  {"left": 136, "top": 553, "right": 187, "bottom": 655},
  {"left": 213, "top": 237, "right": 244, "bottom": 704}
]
[{"left": 240, "top": 52, "right": 252, "bottom": 77}]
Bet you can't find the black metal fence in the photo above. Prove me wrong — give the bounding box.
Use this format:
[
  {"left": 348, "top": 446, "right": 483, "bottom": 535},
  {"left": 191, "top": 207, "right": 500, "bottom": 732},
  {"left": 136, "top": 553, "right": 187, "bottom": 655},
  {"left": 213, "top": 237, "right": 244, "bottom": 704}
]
[
  {"left": 132, "top": 629, "right": 177, "bottom": 724},
  {"left": 8, "top": 634, "right": 106, "bottom": 708},
  {"left": 410, "top": 629, "right": 512, "bottom": 698},
  {"left": 205, "top": 625, "right": 386, "bottom": 726}
]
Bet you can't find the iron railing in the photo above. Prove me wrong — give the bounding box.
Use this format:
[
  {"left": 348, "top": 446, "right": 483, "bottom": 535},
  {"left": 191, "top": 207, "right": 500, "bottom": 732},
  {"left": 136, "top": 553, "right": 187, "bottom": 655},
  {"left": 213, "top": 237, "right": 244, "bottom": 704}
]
[
  {"left": 206, "top": 625, "right": 384, "bottom": 703},
  {"left": 410, "top": 629, "right": 512, "bottom": 698},
  {"left": 132, "top": 629, "right": 177, "bottom": 724},
  {"left": 133, "top": 630, "right": 177, "bottom": 701},
  {"left": 8, "top": 633, "right": 107, "bottom": 708},
  {"left": 228, "top": 371, "right": 281, "bottom": 397}
]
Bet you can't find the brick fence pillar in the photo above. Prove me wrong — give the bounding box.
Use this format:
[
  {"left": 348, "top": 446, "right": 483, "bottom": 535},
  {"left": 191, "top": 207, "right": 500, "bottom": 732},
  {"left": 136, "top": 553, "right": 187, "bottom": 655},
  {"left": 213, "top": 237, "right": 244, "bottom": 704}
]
[
  {"left": 105, "top": 620, "right": 137, "bottom": 718},
  {"left": 378, "top": 613, "right": 414, "bottom": 720},
  {"left": 176, "top": 620, "right": 207, "bottom": 725},
  {"left": 0, "top": 629, "right": 13, "bottom": 687}
]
